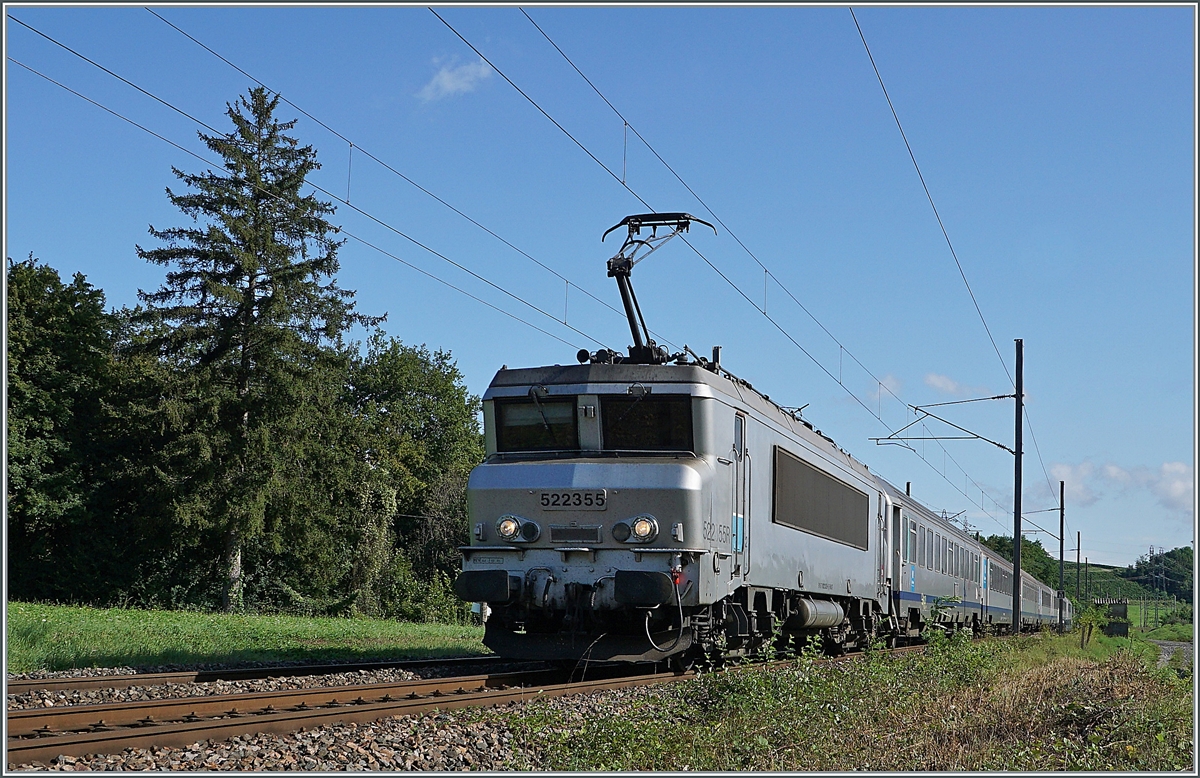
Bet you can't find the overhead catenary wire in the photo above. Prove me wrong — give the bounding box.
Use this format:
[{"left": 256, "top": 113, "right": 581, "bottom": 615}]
[
  {"left": 7, "top": 55, "right": 584, "bottom": 352},
  {"left": 141, "top": 7, "right": 676, "bottom": 352},
  {"left": 438, "top": 7, "right": 1016, "bottom": 533},
  {"left": 7, "top": 14, "right": 619, "bottom": 353},
  {"left": 848, "top": 7, "right": 1063, "bottom": 521},
  {"left": 848, "top": 7, "right": 1011, "bottom": 388},
  {"left": 503, "top": 8, "right": 1021, "bottom": 533},
  {"left": 18, "top": 11, "right": 1043, "bottom": 536}
]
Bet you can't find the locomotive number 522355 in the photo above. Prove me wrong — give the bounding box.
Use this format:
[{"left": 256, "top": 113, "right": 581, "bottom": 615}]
[{"left": 539, "top": 491, "right": 607, "bottom": 510}]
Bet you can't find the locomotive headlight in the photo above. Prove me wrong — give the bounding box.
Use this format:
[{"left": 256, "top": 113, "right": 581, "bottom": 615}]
[
  {"left": 497, "top": 516, "right": 521, "bottom": 541},
  {"left": 631, "top": 516, "right": 658, "bottom": 542}
]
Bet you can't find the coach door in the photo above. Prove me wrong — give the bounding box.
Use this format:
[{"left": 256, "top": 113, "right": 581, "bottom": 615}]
[
  {"left": 878, "top": 492, "right": 889, "bottom": 601},
  {"left": 981, "top": 554, "right": 989, "bottom": 619},
  {"left": 731, "top": 414, "right": 748, "bottom": 577},
  {"left": 889, "top": 501, "right": 902, "bottom": 601}
]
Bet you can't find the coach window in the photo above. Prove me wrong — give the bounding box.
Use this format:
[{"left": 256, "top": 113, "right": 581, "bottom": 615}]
[
  {"left": 908, "top": 521, "right": 917, "bottom": 564},
  {"left": 934, "top": 534, "right": 941, "bottom": 573},
  {"left": 943, "top": 537, "right": 949, "bottom": 574},
  {"left": 926, "top": 528, "right": 933, "bottom": 569}
]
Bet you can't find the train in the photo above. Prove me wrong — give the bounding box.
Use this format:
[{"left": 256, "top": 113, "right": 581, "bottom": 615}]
[{"left": 453, "top": 213, "right": 1072, "bottom": 665}]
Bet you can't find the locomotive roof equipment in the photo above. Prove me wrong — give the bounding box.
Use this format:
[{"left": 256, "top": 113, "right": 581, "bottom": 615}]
[{"left": 583, "top": 212, "right": 716, "bottom": 367}]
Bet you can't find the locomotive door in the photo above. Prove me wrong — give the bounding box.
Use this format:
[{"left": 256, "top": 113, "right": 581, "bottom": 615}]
[{"left": 731, "top": 414, "right": 748, "bottom": 577}]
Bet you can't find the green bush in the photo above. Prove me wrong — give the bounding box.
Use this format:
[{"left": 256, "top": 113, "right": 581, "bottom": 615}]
[{"left": 370, "top": 553, "right": 472, "bottom": 625}]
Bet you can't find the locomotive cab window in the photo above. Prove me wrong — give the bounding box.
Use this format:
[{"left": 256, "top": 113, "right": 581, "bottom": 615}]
[
  {"left": 600, "top": 394, "right": 693, "bottom": 452},
  {"left": 495, "top": 397, "right": 578, "bottom": 452}
]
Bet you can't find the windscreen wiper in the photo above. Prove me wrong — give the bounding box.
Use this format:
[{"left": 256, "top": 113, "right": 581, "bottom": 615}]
[{"left": 528, "top": 385, "right": 553, "bottom": 434}]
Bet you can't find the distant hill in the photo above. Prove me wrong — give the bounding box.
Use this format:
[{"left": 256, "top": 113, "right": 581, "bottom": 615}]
[
  {"left": 977, "top": 535, "right": 1188, "bottom": 607},
  {"left": 1118, "top": 546, "right": 1192, "bottom": 602}
]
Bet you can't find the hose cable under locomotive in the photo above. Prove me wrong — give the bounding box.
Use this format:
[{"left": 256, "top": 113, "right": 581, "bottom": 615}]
[{"left": 644, "top": 579, "right": 687, "bottom": 654}]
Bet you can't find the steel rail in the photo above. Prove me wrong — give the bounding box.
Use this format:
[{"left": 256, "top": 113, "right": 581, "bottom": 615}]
[
  {"left": 6, "top": 665, "right": 681, "bottom": 766},
  {"left": 7, "top": 668, "right": 567, "bottom": 737},
  {"left": 6, "top": 654, "right": 518, "bottom": 696},
  {"left": 8, "top": 642, "right": 939, "bottom": 766}
]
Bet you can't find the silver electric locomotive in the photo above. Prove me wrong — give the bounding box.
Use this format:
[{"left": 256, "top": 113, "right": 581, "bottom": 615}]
[{"left": 453, "top": 214, "right": 1070, "bottom": 664}]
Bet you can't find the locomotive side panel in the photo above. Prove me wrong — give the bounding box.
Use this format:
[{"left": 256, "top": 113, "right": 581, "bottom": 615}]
[{"left": 703, "top": 394, "right": 885, "bottom": 610}]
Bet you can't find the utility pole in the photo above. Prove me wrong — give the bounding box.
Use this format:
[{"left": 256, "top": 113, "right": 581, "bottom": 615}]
[
  {"left": 1084, "top": 557, "right": 1089, "bottom": 598},
  {"left": 1080, "top": 530, "right": 1089, "bottom": 609},
  {"left": 1058, "top": 480, "right": 1065, "bottom": 632},
  {"left": 1012, "top": 338, "right": 1024, "bottom": 636}
]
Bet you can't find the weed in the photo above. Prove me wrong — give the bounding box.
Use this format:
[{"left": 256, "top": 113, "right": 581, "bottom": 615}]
[{"left": 480, "top": 631, "right": 1193, "bottom": 772}]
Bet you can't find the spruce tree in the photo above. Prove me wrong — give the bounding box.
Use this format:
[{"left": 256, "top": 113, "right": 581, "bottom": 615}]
[{"left": 136, "top": 87, "right": 380, "bottom": 610}]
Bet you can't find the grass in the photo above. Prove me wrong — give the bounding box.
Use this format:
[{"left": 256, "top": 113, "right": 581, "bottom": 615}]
[
  {"left": 5, "top": 601, "right": 487, "bottom": 674},
  {"left": 1143, "top": 622, "right": 1195, "bottom": 642},
  {"left": 1122, "top": 600, "right": 1189, "bottom": 632},
  {"left": 473, "top": 630, "right": 1193, "bottom": 771}
]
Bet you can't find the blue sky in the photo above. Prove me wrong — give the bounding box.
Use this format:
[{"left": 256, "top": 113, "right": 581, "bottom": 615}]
[{"left": 5, "top": 4, "right": 1195, "bottom": 568}]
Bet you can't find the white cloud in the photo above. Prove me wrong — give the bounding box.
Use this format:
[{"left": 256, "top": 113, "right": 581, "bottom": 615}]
[
  {"left": 924, "top": 373, "right": 989, "bottom": 397},
  {"left": 1142, "top": 462, "right": 1193, "bottom": 514},
  {"left": 417, "top": 58, "right": 492, "bottom": 102},
  {"left": 870, "top": 374, "right": 902, "bottom": 401},
  {"left": 1102, "top": 463, "right": 1132, "bottom": 485},
  {"left": 1045, "top": 459, "right": 1193, "bottom": 517},
  {"left": 1049, "top": 461, "right": 1099, "bottom": 506}
]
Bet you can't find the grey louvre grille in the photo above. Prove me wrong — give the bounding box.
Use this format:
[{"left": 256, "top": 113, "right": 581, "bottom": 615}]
[
  {"left": 549, "top": 525, "right": 601, "bottom": 543},
  {"left": 772, "top": 447, "right": 869, "bottom": 550}
]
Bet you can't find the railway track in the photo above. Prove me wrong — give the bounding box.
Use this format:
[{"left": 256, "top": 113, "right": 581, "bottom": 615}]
[
  {"left": 6, "top": 654, "right": 519, "bottom": 696},
  {"left": 8, "top": 644, "right": 929, "bottom": 766},
  {"left": 6, "top": 661, "right": 671, "bottom": 766}
]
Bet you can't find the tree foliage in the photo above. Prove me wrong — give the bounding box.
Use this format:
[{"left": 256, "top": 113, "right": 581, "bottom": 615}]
[
  {"left": 1119, "top": 545, "right": 1193, "bottom": 603},
  {"left": 979, "top": 534, "right": 1062, "bottom": 591},
  {"left": 133, "top": 87, "right": 380, "bottom": 610},
  {"left": 7, "top": 89, "right": 484, "bottom": 621},
  {"left": 6, "top": 255, "right": 112, "bottom": 597}
]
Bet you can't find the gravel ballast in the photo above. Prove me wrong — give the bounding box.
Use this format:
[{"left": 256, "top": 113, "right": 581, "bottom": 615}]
[
  {"left": 6, "top": 660, "right": 533, "bottom": 711},
  {"left": 6, "top": 688, "right": 667, "bottom": 772},
  {"left": 6, "top": 663, "right": 666, "bottom": 771}
]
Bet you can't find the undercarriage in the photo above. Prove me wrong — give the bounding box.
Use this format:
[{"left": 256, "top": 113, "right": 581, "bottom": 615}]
[{"left": 481, "top": 585, "right": 886, "bottom": 665}]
